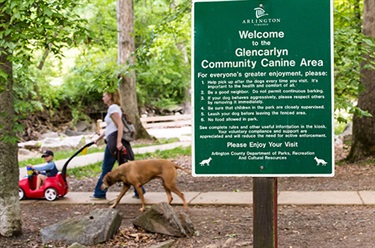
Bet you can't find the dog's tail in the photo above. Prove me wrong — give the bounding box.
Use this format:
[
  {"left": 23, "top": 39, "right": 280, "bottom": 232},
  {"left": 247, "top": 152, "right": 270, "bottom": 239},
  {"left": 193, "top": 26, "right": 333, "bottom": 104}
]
[{"left": 174, "top": 165, "right": 192, "bottom": 174}]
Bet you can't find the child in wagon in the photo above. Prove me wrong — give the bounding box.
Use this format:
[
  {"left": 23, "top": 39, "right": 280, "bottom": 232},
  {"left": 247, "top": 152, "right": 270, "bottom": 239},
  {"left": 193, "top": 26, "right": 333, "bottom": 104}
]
[{"left": 27, "top": 150, "right": 58, "bottom": 190}]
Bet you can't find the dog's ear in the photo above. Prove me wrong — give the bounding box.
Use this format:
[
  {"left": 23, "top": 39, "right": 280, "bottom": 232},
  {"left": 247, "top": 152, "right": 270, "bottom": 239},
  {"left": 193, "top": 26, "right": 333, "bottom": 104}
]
[{"left": 104, "top": 172, "right": 115, "bottom": 187}]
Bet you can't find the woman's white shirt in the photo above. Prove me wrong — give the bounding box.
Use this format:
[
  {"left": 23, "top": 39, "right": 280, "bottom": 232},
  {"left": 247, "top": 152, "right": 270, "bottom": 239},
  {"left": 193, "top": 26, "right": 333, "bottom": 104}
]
[{"left": 104, "top": 104, "right": 122, "bottom": 138}]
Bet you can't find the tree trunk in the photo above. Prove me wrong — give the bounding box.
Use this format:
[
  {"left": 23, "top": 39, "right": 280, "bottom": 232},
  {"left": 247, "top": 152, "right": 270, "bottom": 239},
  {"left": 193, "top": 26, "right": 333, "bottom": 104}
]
[
  {"left": 0, "top": 11, "right": 22, "bottom": 236},
  {"left": 348, "top": 0, "right": 375, "bottom": 161},
  {"left": 117, "top": 0, "right": 152, "bottom": 139}
]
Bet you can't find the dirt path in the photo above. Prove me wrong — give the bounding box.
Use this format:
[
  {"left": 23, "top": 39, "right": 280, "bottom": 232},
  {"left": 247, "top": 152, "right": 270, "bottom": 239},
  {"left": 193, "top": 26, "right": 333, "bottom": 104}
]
[
  {"left": 7, "top": 149, "right": 375, "bottom": 247},
  {"left": 1, "top": 204, "right": 374, "bottom": 248}
]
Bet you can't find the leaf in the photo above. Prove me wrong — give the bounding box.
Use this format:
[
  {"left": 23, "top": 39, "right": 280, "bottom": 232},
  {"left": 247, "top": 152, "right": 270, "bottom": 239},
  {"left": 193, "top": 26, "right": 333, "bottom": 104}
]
[{"left": 225, "top": 233, "right": 238, "bottom": 238}]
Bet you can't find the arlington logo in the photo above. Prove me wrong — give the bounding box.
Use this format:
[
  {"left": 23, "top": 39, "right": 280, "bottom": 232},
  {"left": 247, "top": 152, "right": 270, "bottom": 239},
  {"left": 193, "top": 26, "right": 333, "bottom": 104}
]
[
  {"left": 254, "top": 4, "right": 268, "bottom": 18},
  {"left": 242, "top": 4, "right": 281, "bottom": 26}
]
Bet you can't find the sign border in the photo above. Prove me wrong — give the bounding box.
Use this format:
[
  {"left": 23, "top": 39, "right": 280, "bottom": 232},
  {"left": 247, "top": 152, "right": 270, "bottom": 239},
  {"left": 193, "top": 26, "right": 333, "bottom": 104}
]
[{"left": 191, "top": 0, "right": 334, "bottom": 177}]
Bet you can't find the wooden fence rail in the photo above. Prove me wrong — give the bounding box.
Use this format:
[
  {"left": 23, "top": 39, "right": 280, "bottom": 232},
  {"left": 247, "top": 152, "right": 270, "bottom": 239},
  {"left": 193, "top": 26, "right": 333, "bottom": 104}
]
[{"left": 140, "top": 114, "right": 192, "bottom": 128}]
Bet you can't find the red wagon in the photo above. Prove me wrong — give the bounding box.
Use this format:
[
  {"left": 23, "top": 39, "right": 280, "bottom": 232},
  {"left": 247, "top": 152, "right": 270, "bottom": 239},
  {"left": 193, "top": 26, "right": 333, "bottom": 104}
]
[{"left": 19, "top": 142, "right": 94, "bottom": 201}]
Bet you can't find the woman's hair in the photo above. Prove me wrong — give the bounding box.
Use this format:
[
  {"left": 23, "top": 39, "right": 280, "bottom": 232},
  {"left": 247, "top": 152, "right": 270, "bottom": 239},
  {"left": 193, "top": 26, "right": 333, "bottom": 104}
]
[{"left": 106, "top": 90, "right": 121, "bottom": 105}]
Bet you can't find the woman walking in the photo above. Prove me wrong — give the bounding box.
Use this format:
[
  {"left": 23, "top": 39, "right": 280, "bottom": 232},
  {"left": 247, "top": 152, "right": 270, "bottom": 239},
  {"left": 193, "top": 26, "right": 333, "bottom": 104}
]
[{"left": 91, "top": 90, "right": 132, "bottom": 199}]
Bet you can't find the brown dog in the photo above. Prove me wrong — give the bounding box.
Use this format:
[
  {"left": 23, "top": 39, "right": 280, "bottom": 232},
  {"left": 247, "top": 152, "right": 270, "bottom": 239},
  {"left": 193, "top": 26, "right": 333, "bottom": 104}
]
[{"left": 100, "top": 159, "right": 191, "bottom": 212}]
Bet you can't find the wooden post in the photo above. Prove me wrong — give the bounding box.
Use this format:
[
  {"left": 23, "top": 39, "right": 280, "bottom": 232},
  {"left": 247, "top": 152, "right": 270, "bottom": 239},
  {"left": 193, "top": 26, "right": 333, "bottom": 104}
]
[{"left": 253, "top": 177, "right": 278, "bottom": 248}]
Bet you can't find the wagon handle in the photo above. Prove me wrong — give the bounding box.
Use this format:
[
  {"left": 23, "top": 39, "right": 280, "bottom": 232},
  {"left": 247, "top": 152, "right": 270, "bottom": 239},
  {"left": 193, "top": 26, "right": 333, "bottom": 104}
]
[{"left": 61, "top": 141, "right": 95, "bottom": 183}]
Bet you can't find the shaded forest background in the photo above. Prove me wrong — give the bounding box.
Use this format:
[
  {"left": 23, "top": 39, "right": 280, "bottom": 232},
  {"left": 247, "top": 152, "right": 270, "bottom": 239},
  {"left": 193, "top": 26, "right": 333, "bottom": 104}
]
[
  {"left": 16, "top": 0, "right": 191, "bottom": 140},
  {"left": 7, "top": 0, "right": 375, "bottom": 145}
]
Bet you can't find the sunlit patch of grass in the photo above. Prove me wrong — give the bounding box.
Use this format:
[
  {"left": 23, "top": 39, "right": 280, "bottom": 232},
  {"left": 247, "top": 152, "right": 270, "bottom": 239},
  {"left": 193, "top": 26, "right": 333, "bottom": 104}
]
[
  {"left": 18, "top": 146, "right": 104, "bottom": 168},
  {"left": 334, "top": 121, "right": 348, "bottom": 135},
  {"left": 18, "top": 138, "right": 180, "bottom": 168},
  {"left": 132, "top": 137, "right": 180, "bottom": 148},
  {"left": 66, "top": 146, "right": 191, "bottom": 179},
  {"left": 66, "top": 162, "right": 103, "bottom": 178},
  {"left": 136, "top": 146, "right": 191, "bottom": 160}
]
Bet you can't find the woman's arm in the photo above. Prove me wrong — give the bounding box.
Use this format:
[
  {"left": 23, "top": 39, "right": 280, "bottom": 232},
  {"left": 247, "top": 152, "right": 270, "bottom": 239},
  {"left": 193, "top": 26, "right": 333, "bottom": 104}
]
[
  {"left": 111, "top": 112, "right": 124, "bottom": 150},
  {"left": 95, "top": 132, "right": 105, "bottom": 144}
]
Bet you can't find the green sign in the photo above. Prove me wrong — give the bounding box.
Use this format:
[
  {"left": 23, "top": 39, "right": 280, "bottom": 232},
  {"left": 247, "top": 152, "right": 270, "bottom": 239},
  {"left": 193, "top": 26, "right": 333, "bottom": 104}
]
[{"left": 192, "top": 0, "right": 334, "bottom": 176}]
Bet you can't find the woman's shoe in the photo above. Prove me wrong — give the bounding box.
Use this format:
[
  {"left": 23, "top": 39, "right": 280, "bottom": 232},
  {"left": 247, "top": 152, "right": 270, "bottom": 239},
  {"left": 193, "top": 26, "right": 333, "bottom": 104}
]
[{"left": 89, "top": 195, "right": 106, "bottom": 200}]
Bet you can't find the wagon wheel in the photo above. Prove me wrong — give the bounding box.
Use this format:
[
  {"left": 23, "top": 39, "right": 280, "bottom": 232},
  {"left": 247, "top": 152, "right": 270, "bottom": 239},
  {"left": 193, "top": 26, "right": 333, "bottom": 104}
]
[
  {"left": 44, "top": 188, "right": 58, "bottom": 201},
  {"left": 19, "top": 188, "right": 25, "bottom": 200}
]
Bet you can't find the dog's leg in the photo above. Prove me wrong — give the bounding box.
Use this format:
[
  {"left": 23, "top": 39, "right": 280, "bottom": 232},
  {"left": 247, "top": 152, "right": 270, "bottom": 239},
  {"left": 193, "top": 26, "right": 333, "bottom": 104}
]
[
  {"left": 164, "top": 181, "right": 188, "bottom": 210},
  {"left": 163, "top": 185, "right": 173, "bottom": 204},
  {"left": 172, "top": 187, "right": 188, "bottom": 209},
  {"left": 110, "top": 184, "right": 130, "bottom": 209},
  {"left": 134, "top": 185, "right": 147, "bottom": 212}
]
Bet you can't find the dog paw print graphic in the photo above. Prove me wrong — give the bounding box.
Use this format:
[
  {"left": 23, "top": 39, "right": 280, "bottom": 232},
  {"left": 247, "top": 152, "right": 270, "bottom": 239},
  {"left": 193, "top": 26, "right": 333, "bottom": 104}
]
[
  {"left": 199, "top": 157, "right": 212, "bottom": 166},
  {"left": 314, "top": 156, "right": 327, "bottom": 166}
]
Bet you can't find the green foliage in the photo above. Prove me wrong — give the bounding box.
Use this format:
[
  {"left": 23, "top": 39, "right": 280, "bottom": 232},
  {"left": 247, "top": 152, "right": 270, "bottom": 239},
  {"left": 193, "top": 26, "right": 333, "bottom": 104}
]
[
  {"left": 334, "top": 121, "right": 347, "bottom": 135},
  {"left": 0, "top": 0, "right": 91, "bottom": 121},
  {"left": 56, "top": 0, "right": 126, "bottom": 119},
  {"left": 5, "top": 0, "right": 375, "bottom": 127},
  {"left": 60, "top": 0, "right": 192, "bottom": 114},
  {"left": 334, "top": 0, "right": 375, "bottom": 122},
  {"left": 60, "top": 48, "right": 121, "bottom": 121},
  {"left": 135, "top": 0, "right": 191, "bottom": 109}
]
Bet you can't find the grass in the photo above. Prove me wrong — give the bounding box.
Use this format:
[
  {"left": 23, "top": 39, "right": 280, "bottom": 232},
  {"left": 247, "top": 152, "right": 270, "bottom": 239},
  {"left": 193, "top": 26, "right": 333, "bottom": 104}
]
[
  {"left": 334, "top": 121, "right": 348, "bottom": 135},
  {"left": 66, "top": 163, "right": 102, "bottom": 178},
  {"left": 135, "top": 146, "right": 191, "bottom": 160},
  {"left": 134, "top": 137, "right": 181, "bottom": 148},
  {"left": 18, "top": 138, "right": 180, "bottom": 168},
  {"left": 66, "top": 146, "right": 191, "bottom": 179},
  {"left": 18, "top": 146, "right": 104, "bottom": 168}
]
